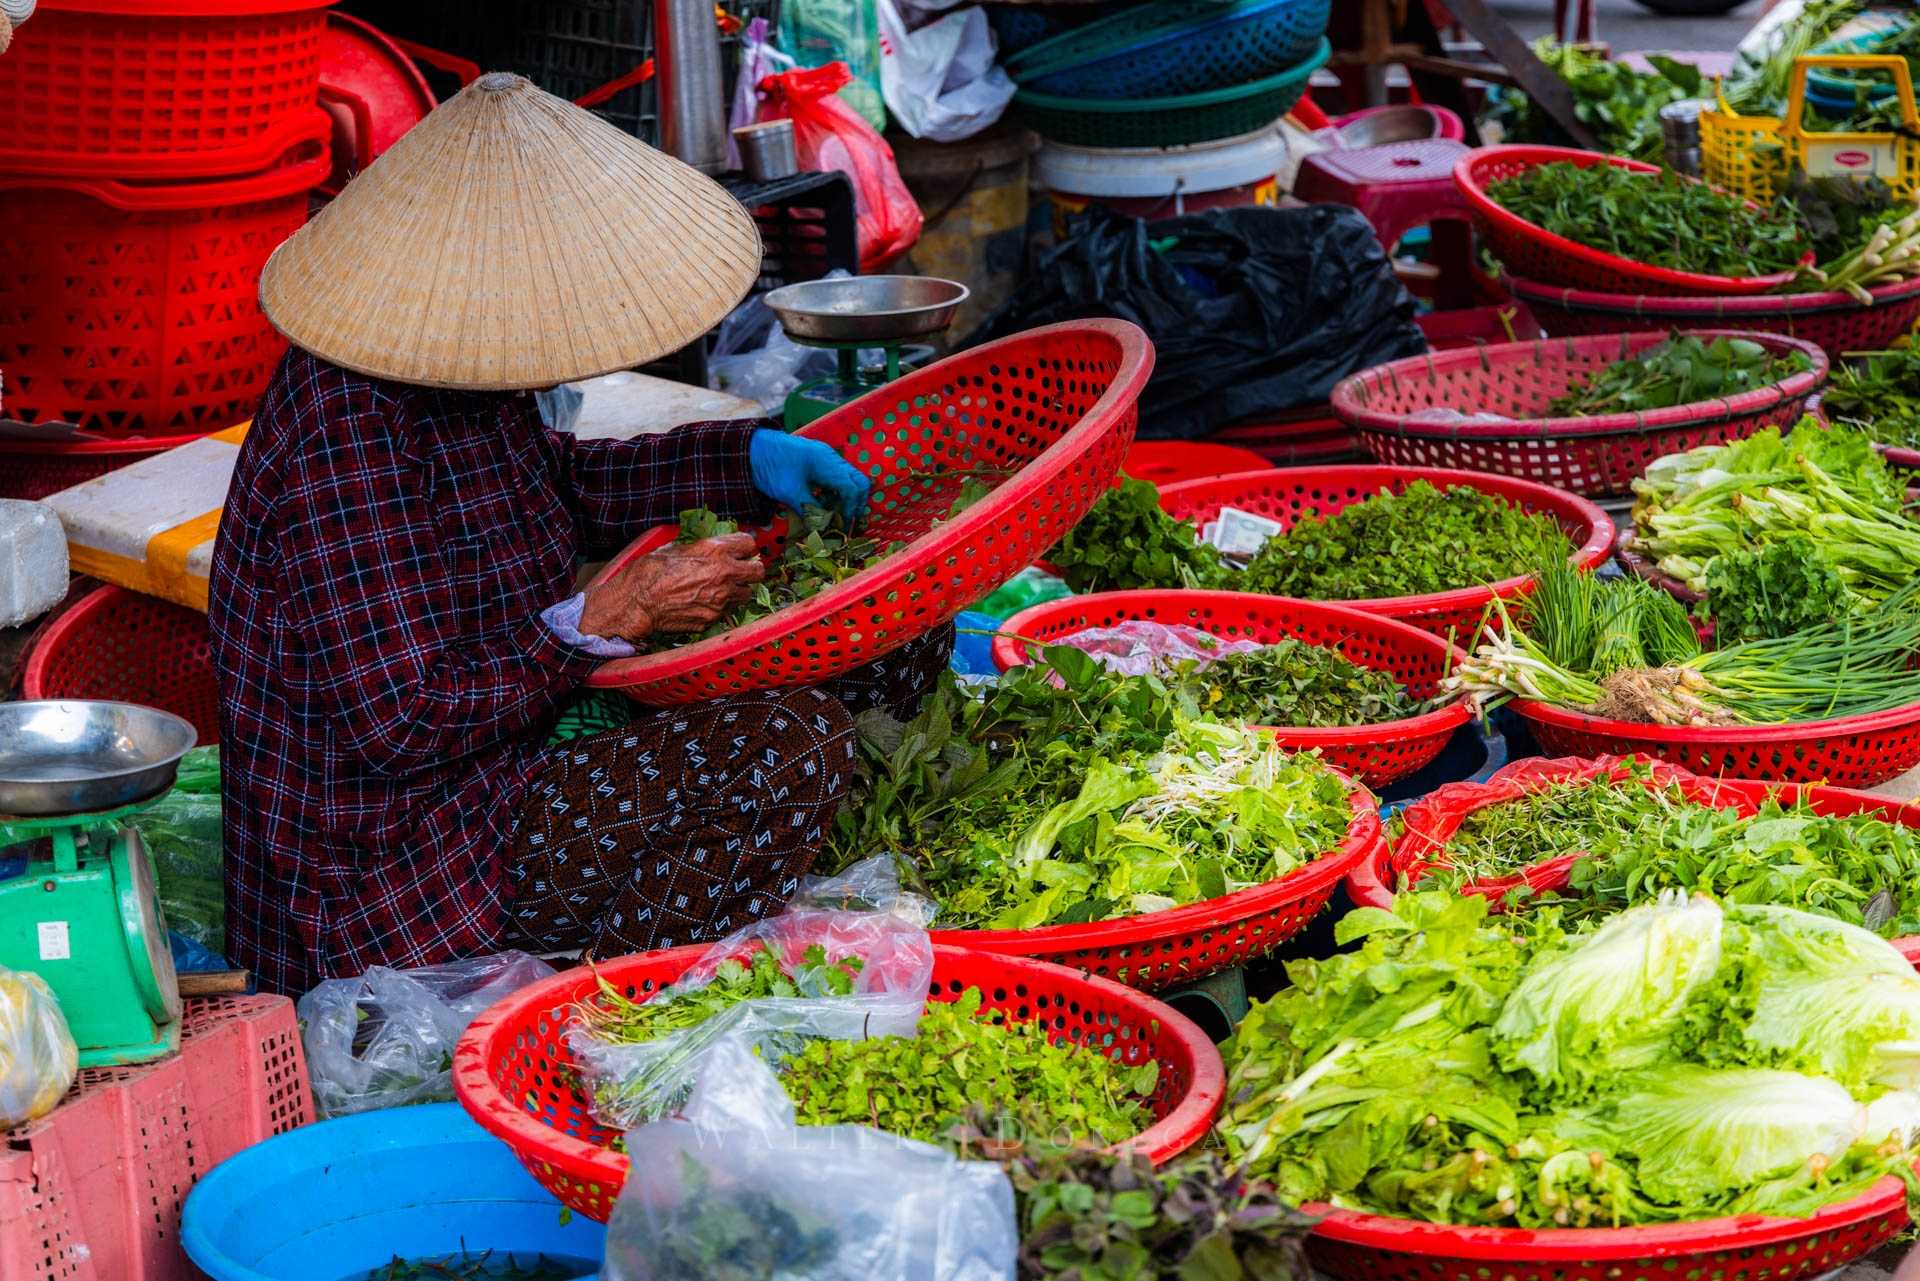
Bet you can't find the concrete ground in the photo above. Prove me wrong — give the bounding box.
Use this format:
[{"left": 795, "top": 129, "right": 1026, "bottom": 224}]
[{"left": 1490, "top": 0, "right": 1763, "bottom": 52}]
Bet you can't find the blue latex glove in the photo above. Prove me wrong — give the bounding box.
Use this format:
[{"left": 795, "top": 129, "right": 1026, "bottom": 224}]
[{"left": 749, "top": 428, "right": 871, "bottom": 522}]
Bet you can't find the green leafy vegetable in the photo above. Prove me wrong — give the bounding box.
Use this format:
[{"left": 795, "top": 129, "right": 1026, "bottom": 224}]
[
  {"left": 1824, "top": 345, "right": 1920, "bottom": 450},
  {"left": 1542, "top": 334, "right": 1811, "bottom": 417},
  {"left": 1048, "top": 478, "right": 1224, "bottom": 593},
  {"left": 1702, "top": 537, "right": 1855, "bottom": 645},
  {"left": 355, "top": 1251, "right": 594, "bottom": 1281},
  {"left": 1237, "top": 481, "right": 1575, "bottom": 603},
  {"left": 780, "top": 986, "right": 1158, "bottom": 1146},
  {"left": 1485, "top": 161, "right": 1811, "bottom": 278},
  {"left": 610, "top": 1153, "right": 840, "bottom": 1281},
  {"left": 1150, "top": 638, "right": 1417, "bottom": 728},
  {"left": 573, "top": 941, "right": 863, "bottom": 1045},
  {"left": 1504, "top": 40, "right": 1704, "bottom": 161}
]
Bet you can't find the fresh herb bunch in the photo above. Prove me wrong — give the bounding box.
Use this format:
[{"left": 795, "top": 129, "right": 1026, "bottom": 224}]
[
  {"left": 1630, "top": 420, "right": 1920, "bottom": 605},
  {"left": 1048, "top": 478, "right": 1224, "bottom": 593},
  {"left": 1703, "top": 537, "right": 1855, "bottom": 645},
  {"left": 1237, "top": 481, "right": 1575, "bottom": 603},
  {"left": 1422, "top": 770, "right": 1703, "bottom": 887},
  {"left": 1449, "top": 561, "right": 1920, "bottom": 725},
  {"left": 1542, "top": 334, "right": 1811, "bottom": 417},
  {"left": 1221, "top": 892, "right": 1920, "bottom": 1227},
  {"left": 573, "top": 942, "right": 862, "bottom": 1046},
  {"left": 1004, "top": 1146, "right": 1318, "bottom": 1281},
  {"left": 1154, "top": 638, "right": 1416, "bottom": 728},
  {"left": 358, "top": 1252, "right": 589, "bottom": 1281},
  {"left": 1484, "top": 162, "right": 1810, "bottom": 278},
  {"left": 823, "top": 648, "right": 1355, "bottom": 929},
  {"left": 779, "top": 986, "right": 1159, "bottom": 1147},
  {"left": 604, "top": 1153, "right": 840, "bottom": 1281},
  {"left": 1504, "top": 41, "right": 1704, "bottom": 161},
  {"left": 1825, "top": 345, "right": 1920, "bottom": 449}
]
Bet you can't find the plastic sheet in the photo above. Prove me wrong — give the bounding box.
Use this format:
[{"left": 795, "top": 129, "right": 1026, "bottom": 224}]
[
  {"left": 1059, "top": 620, "right": 1265, "bottom": 677},
  {"left": 877, "top": 0, "right": 1014, "bottom": 143},
  {"left": 601, "top": 1035, "right": 1016, "bottom": 1281},
  {"left": 0, "top": 965, "right": 77, "bottom": 1128},
  {"left": 297, "top": 951, "right": 556, "bottom": 1118},
  {"left": 570, "top": 858, "right": 934, "bottom": 1128}
]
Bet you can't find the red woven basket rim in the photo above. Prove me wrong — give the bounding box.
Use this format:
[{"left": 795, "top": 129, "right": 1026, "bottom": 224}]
[
  {"left": 451, "top": 943, "right": 1227, "bottom": 1196},
  {"left": 1330, "top": 329, "right": 1829, "bottom": 442},
  {"left": 1454, "top": 145, "right": 1809, "bottom": 295},
  {"left": 925, "top": 779, "right": 1382, "bottom": 953},
  {"left": 1511, "top": 693, "right": 1920, "bottom": 744},
  {"left": 1614, "top": 527, "right": 1707, "bottom": 606},
  {"left": 1505, "top": 271, "right": 1920, "bottom": 317},
  {"left": 1879, "top": 441, "right": 1920, "bottom": 468},
  {"left": 21, "top": 584, "right": 147, "bottom": 701},
  {"left": 585, "top": 319, "right": 1154, "bottom": 689},
  {"left": 0, "top": 430, "right": 211, "bottom": 457},
  {"left": 0, "top": 114, "right": 333, "bottom": 209},
  {"left": 1154, "top": 464, "right": 1616, "bottom": 615},
  {"left": 989, "top": 588, "right": 1473, "bottom": 748}
]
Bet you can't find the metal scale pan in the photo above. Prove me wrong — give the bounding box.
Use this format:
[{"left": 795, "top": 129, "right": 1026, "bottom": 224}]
[
  {"left": 761, "top": 275, "right": 971, "bottom": 346},
  {"left": 0, "top": 700, "right": 196, "bottom": 816}
]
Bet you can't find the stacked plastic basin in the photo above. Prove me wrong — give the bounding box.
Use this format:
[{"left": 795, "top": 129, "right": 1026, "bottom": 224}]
[
  {"left": 1006, "top": 0, "right": 1330, "bottom": 158},
  {"left": 0, "top": 0, "right": 335, "bottom": 498}
]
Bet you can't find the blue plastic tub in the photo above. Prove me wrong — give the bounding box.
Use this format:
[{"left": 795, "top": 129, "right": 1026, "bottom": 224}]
[{"left": 181, "top": 1103, "right": 606, "bottom": 1281}]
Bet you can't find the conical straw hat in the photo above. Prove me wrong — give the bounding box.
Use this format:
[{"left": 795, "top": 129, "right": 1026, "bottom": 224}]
[{"left": 259, "top": 72, "right": 762, "bottom": 390}]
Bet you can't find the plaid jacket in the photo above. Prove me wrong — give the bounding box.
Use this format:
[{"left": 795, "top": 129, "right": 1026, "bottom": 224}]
[{"left": 209, "top": 347, "right": 769, "bottom": 994}]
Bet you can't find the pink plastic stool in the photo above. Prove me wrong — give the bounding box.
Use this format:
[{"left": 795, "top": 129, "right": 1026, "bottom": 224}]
[{"left": 1292, "top": 137, "right": 1475, "bottom": 309}]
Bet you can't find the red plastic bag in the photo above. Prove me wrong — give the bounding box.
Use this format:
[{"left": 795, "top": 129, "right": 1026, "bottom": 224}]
[{"left": 757, "top": 62, "right": 922, "bottom": 271}]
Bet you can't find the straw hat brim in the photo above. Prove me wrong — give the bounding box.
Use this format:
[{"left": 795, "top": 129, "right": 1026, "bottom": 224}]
[{"left": 260, "top": 73, "right": 762, "bottom": 391}]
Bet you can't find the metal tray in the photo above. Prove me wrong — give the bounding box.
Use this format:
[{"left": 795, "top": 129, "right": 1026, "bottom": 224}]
[
  {"left": 0, "top": 700, "right": 197, "bottom": 816},
  {"left": 761, "top": 275, "right": 970, "bottom": 344}
]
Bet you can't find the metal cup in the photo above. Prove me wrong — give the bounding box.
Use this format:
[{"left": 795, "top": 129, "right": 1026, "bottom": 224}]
[{"left": 734, "top": 119, "right": 798, "bottom": 182}]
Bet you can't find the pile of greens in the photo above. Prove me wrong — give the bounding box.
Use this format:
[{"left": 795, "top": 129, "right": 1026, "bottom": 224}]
[
  {"left": 1003, "top": 1146, "right": 1317, "bottom": 1281},
  {"left": 1448, "top": 560, "right": 1920, "bottom": 725},
  {"left": 1702, "top": 537, "right": 1854, "bottom": 645},
  {"left": 1220, "top": 892, "right": 1920, "bottom": 1226},
  {"left": 1825, "top": 345, "right": 1920, "bottom": 450},
  {"left": 1499, "top": 41, "right": 1704, "bottom": 161},
  {"left": 1145, "top": 638, "right": 1417, "bottom": 729},
  {"left": 782, "top": 986, "right": 1158, "bottom": 1146},
  {"left": 573, "top": 941, "right": 863, "bottom": 1045},
  {"left": 1542, "top": 334, "right": 1812, "bottom": 417},
  {"left": 1049, "top": 477, "right": 1224, "bottom": 593},
  {"left": 356, "top": 1253, "right": 589, "bottom": 1281},
  {"left": 824, "top": 649, "right": 1355, "bottom": 930},
  {"left": 1484, "top": 162, "right": 1811, "bottom": 278},
  {"left": 1629, "top": 420, "right": 1920, "bottom": 607},
  {"left": 1237, "top": 481, "right": 1574, "bottom": 602},
  {"left": 1417, "top": 771, "right": 1920, "bottom": 937}
]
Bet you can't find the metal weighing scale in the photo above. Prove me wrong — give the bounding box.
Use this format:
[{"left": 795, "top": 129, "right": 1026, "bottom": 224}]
[
  {"left": 760, "top": 275, "right": 971, "bottom": 429},
  {"left": 0, "top": 700, "right": 195, "bottom": 1066}
]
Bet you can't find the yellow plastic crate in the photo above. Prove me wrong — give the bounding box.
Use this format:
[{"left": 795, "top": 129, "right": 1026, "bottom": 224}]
[{"left": 1702, "top": 53, "right": 1920, "bottom": 202}]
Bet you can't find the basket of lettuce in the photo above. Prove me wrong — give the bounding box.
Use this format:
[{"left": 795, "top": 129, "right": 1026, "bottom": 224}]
[{"left": 1222, "top": 891, "right": 1920, "bottom": 1281}]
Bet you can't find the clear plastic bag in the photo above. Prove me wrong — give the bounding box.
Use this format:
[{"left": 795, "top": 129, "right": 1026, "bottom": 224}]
[
  {"left": 0, "top": 965, "right": 77, "bottom": 1127},
  {"left": 570, "top": 858, "right": 934, "bottom": 1128},
  {"left": 1058, "top": 620, "right": 1266, "bottom": 677},
  {"left": 877, "top": 0, "right": 1014, "bottom": 143},
  {"left": 757, "top": 62, "right": 924, "bottom": 271},
  {"left": 601, "top": 1035, "right": 1016, "bottom": 1281},
  {"left": 297, "top": 950, "right": 555, "bottom": 1118}
]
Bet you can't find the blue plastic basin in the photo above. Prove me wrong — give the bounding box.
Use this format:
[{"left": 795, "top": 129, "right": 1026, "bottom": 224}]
[{"left": 181, "top": 1103, "right": 606, "bottom": 1281}]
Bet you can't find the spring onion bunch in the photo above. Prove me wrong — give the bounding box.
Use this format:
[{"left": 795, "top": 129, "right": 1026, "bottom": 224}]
[
  {"left": 1797, "top": 205, "right": 1920, "bottom": 301},
  {"left": 1446, "top": 563, "right": 1920, "bottom": 726}
]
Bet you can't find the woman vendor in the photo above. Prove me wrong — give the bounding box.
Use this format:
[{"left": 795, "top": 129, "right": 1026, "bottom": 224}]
[{"left": 210, "top": 74, "right": 946, "bottom": 995}]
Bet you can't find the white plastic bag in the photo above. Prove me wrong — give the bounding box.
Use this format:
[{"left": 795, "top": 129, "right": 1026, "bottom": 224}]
[
  {"left": 298, "top": 950, "right": 555, "bottom": 1118},
  {"left": 1059, "top": 620, "right": 1267, "bottom": 678},
  {"left": 600, "top": 1035, "right": 1016, "bottom": 1281},
  {"left": 570, "top": 858, "right": 935, "bottom": 1128},
  {"left": 727, "top": 17, "right": 797, "bottom": 168},
  {"left": 878, "top": 0, "right": 1016, "bottom": 143},
  {"left": 0, "top": 966, "right": 76, "bottom": 1127}
]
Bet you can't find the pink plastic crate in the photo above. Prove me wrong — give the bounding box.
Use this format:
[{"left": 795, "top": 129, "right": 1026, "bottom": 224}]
[{"left": 0, "top": 996, "right": 312, "bottom": 1281}]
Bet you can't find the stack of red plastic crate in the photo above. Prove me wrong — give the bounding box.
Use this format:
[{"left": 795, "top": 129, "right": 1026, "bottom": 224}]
[{"left": 0, "top": 0, "right": 335, "bottom": 499}]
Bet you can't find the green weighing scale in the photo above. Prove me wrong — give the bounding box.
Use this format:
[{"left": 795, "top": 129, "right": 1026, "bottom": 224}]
[
  {"left": 0, "top": 700, "right": 194, "bottom": 1066},
  {"left": 760, "top": 275, "right": 970, "bottom": 430}
]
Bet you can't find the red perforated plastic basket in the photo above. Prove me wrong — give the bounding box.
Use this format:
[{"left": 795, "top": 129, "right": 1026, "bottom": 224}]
[
  {"left": 1455, "top": 145, "right": 1808, "bottom": 297},
  {"left": 1154, "top": 465, "right": 1616, "bottom": 641},
  {"left": 1507, "top": 273, "right": 1920, "bottom": 361},
  {"left": 0, "top": 129, "right": 328, "bottom": 435},
  {"left": 923, "top": 772, "right": 1382, "bottom": 989},
  {"left": 1333, "top": 330, "right": 1828, "bottom": 498},
  {"left": 0, "top": 0, "right": 332, "bottom": 178},
  {"left": 452, "top": 944, "right": 1225, "bottom": 1223},
  {"left": 0, "top": 431, "right": 206, "bottom": 501},
  {"left": 585, "top": 320, "right": 1152, "bottom": 704},
  {"left": 993, "top": 589, "right": 1470, "bottom": 787},
  {"left": 22, "top": 586, "right": 220, "bottom": 745}
]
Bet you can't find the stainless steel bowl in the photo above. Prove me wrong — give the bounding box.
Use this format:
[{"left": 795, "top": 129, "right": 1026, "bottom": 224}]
[
  {"left": 761, "top": 275, "right": 970, "bottom": 344},
  {"left": 1333, "top": 105, "right": 1445, "bottom": 149},
  {"left": 0, "top": 700, "right": 198, "bottom": 816}
]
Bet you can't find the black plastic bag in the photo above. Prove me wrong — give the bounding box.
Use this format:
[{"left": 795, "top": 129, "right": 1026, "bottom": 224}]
[{"left": 969, "top": 204, "right": 1427, "bottom": 439}]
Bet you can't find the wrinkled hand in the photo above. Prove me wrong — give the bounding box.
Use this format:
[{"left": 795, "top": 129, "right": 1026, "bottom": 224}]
[
  {"left": 748, "top": 428, "right": 871, "bottom": 522},
  {"left": 580, "top": 534, "right": 765, "bottom": 640}
]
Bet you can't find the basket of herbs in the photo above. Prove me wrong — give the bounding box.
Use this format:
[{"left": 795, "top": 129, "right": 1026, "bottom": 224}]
[
  {"left": 1220, "top": 889, "right": 1920, "bottom": 1281},
  {"left": 1822, "top": 342, "right": 1920, "bottom": 466},
  {"left": 1445, "top": 560, "right": 1920, "bottom": 787},
  {"left": 817, "top": 649, "right": 1384, "bottom": 989},
  {"left": 452, "top": 942, "right": 1225, "bottom": 1223},
  {"left": 1333, "top": 330, "right": 1827, "bottom": 497},
  {"left": 990, "top": 588, "right": 1471, "bottom": 787},
  {"left": 1083, "top": 466, "right": 1615, "bottom": 640},
  {"left": 1454, "top": 145, "right": 1814, "bottom": 296},
  {"left": 1347, "top": 755, "right": 1920, "bottom": 948}
]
